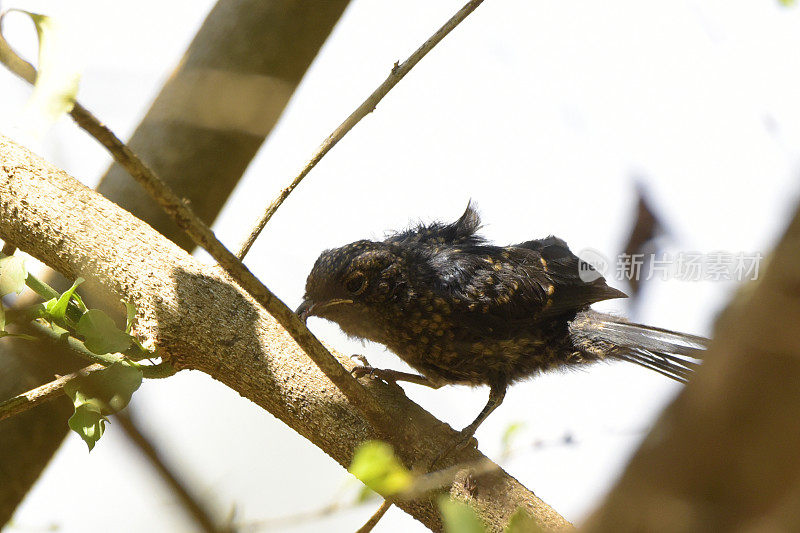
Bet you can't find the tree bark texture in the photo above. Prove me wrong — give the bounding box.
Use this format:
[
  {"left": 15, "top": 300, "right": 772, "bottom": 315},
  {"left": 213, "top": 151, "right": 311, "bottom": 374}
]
[{"left": 0, "top": 137, "right": 571, "bottom": 531}]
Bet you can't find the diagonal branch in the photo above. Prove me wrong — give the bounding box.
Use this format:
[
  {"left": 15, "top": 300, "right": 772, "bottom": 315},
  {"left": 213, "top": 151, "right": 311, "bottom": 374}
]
[
  {"left": 0, "top": 363, "right": 104, "bottom": 422},
  {"left": 115, "top": 411, "right": 231, "bottom": 533},
  {"left": 0, "top": 137, "right": 570, "bottom": 531},
  {"left": 0, "top": 9, "right": 390, "bottom": 438}
]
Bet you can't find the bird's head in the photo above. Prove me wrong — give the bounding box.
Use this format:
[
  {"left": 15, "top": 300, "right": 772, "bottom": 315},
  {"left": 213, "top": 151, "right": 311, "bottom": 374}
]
[{"left": 297, "top": 240, "right": 404, "bottom": 337}]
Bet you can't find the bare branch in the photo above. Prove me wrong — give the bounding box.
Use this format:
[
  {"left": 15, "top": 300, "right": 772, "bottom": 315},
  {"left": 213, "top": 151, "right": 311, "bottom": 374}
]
[
  {"left": 586, "top": 196, "right": 800, "bottom": 530},
  {"left": 236, "top": 0, "right": 487, "bottom": 259},
  {"left": 0, "top": 363, "right": 104, "bottom": 422},
  {"left": 355, "top": 500, "right": 393, "bottom": 533},
  {"left": 116, "top": 411, "right": 231, "bottom": 533}
]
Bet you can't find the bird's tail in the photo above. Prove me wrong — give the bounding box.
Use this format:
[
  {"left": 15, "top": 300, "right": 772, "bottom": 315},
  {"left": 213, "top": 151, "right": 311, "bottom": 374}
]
[{"left": 568, "top": 310, "right": 707, "bottom": 383}]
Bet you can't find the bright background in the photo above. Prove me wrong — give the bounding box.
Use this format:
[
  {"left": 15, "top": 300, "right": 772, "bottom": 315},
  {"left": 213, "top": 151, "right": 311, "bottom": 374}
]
[{"left": 2, "top": 1, "right": 799, "bottom": 531}]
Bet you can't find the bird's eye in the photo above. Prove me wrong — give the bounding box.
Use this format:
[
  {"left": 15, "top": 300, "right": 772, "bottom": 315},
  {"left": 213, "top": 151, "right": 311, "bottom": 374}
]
[{"left": 345, "top": 273, "right": 367, "bottom": 295}]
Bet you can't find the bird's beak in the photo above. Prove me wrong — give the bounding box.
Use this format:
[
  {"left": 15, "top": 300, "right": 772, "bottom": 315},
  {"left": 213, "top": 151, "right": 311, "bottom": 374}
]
[
  {"left": 296, "top": 299, "right": 314, "bottom": 324},
  {"left": 296, "top": 298, "right": 354, "bottom": 324}
]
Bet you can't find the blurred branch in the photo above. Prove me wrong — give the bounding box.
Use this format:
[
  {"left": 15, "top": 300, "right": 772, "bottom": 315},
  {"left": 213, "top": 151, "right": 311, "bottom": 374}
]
[
  {"left": 236, "top": 0, "right": 488, "bottom": 259},
  {"left": 620, "top": 181, "right": 666, "bottom": 305},
  {"left": 586, "top": 194, "right": 800, "bottom": 530},
  {"left": 116, "top": 411, "right": 233, "bottom": 533},
  {"left": 95, "top": 0, "right": 353, "bottom": 251},
  {"left": 237, "top": 497, "right": 373, "bottom": 531}
]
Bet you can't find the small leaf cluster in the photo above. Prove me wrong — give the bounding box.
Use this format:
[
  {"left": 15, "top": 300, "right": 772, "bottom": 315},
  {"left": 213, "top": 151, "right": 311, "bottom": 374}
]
[
  {"left": 40, "top": 279, "right": 145, "bottom": 450},
  {"left": 1, "top": 252, "right": 149, "bottom": 450},
  {"left": 64, "top": 362, "right": 142, "bottom": 451}
]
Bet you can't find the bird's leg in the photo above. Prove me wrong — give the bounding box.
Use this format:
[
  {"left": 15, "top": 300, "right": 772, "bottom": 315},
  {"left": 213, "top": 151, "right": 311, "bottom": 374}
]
[
  {"left": 431, "top": 383, "right": 507, "bottom": 468},
  {"left": 459, "top": 384, "right": 507, "bottom": 441},
  {"left": 350, "top": 355, "right": 443, "bottom": 388}
]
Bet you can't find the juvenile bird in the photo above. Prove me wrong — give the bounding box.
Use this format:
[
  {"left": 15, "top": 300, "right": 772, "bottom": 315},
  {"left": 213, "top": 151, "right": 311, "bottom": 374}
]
[{"left": 297, "top": 204, "right": 706, "bottom": 452}]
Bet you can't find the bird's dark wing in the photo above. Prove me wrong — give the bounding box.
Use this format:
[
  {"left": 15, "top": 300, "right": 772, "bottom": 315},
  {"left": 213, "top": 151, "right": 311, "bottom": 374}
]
[{"left": 429, "top": 236, "right": 625, "bottom": 324}]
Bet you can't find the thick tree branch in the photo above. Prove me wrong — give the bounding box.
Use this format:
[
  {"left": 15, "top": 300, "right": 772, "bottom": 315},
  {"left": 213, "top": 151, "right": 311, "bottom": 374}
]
[
  {"left": 0, "top": 1, "right": 352, "bottom": 522},
  {"left": 1, "top": 19, "right": 390, "bottom": 437},
  {"left": 0, "top": 138, "right": 570, "bottom": 531}
]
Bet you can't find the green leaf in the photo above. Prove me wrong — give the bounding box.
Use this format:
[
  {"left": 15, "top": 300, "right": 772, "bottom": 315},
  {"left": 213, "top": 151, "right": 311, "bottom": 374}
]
[
  {"left": 64, "top": 362, "right": 142, "bottom": 414},
  {"left": 124, "top": 301, "right": 136, "bottom": 334},
  {"left": 76, "top": 309, "right": 133, "bottom": 354},
  {"left": 12, "top": 10, "right": 82, "bottom": 123},
  {"left": 44, "top": 277, "right": 84, "bottom": 322},
  {"left": 0, "top": 255, "right": 27, "bottom": 297},
  {"left": 778, "top": 0, "right": 795, "bottom": 6},
  {"left": 63, "top": 362, "right": 143, "bottom": 451},
  {"left": 505, "top": 507, "right": 543, "bottom": 533},
  {"left": 439, "top": 496, "right": 487, "bottom": 533},
  {"left": 348, "top": 441, "right": 413, "bottom": 496},
  {"left": 67, "top": 401, "right": 107, "bottom": 451},
  {"left": 501, "top": 421, "right": 525, "bottom": 457}
]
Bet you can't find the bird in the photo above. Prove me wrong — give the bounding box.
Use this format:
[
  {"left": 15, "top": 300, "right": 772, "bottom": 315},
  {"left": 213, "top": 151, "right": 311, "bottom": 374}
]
[{"left": 296, "top": 203, "right": 706, "bottom": 456}]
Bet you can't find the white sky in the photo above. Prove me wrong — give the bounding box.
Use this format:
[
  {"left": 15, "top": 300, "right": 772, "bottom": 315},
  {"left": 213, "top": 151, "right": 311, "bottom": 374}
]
[{"left": 2, "top": 1, "right": 800, "bottom": 531}]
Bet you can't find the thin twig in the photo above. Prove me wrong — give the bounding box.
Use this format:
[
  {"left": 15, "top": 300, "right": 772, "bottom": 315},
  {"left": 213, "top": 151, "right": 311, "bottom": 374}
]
[
  {"left": 0, "top": 315, "right": 175, "bottom": 423},
  {"left": 238, "top": 426, "right": 614, "bottom": 530},
  {"left": 237, "top": 499, "right": 365, "bottom": 531},
  {"left": 355, "top": 499, "right": 393, "bottom": 533},
  {"left": 28, "top": 320, "right": 127, "bottom": 369},
  {"left": 0, "top": 356, "right": 173, "bottom": 423},
  {"left": 0, "top": 16, "right": 390, "bottom": 435},
  {"left": 116, "top": 410, "right": 231, "bottom": 533},
  {"left": 0, "top": 363, "right": 104, "bottom": 422},
  {"left": 236, "top": 0, "right": 487, "bottom": 260}
]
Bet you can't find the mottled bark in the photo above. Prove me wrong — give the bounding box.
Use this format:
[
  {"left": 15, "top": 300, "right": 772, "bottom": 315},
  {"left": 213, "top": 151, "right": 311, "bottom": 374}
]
[
  {"left": 1, "top": 137, "right": 570, "bottom": 531},
  {"left": 0, "top": 0, "right": 349, "bottom": 523}
]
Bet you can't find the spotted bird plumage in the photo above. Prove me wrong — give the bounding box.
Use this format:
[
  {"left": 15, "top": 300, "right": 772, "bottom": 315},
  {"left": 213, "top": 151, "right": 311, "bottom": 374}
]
[{"left": 297, "top": 203, "right": 706, "bottom": 450}]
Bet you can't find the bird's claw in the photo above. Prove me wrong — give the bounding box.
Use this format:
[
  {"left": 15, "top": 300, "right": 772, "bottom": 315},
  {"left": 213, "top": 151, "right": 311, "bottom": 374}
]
[
  {"left": 349, "top": 357, "right": 405, "bottom": 393},
  {"left": 350, "top": 354, "right": 378, "bottom": 380},
  {"left": 430, "top": 429, "right": 479, "bottom": 470}
]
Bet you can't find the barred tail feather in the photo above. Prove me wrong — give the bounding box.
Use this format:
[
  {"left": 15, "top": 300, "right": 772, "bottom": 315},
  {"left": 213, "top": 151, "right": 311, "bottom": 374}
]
[{"left": 568, "top": 311, "right": 707, "bottom": 383}]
